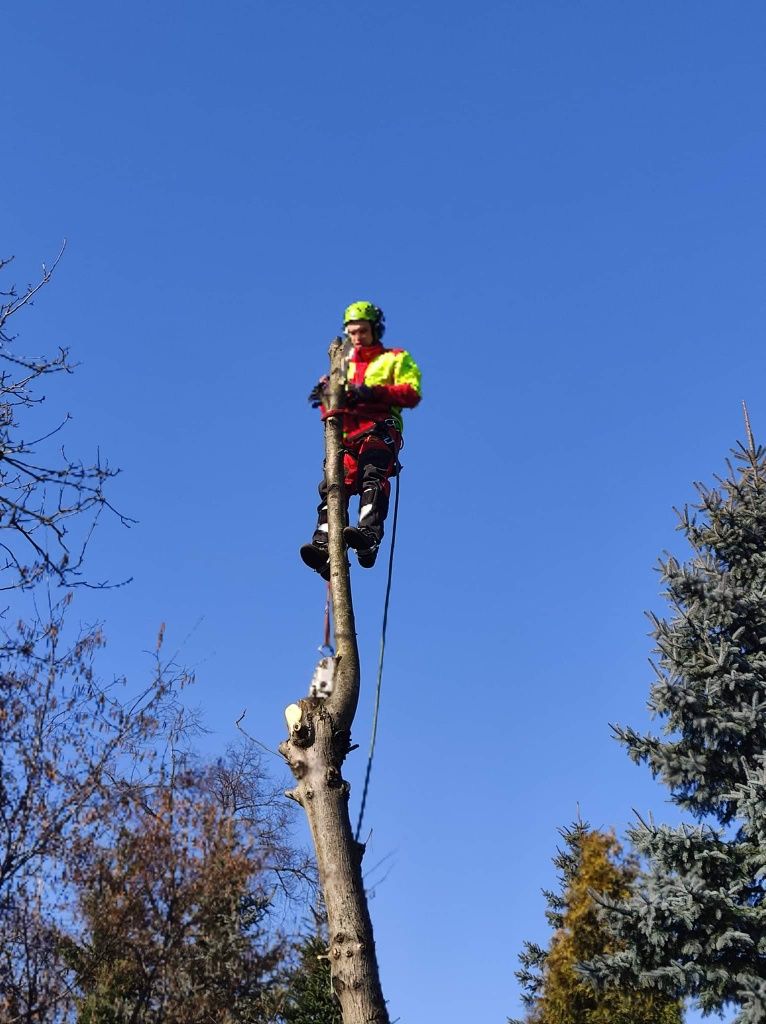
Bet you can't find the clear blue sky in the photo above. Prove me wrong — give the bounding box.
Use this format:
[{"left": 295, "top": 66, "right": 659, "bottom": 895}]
[{"left": 5, "top": 2, "right": 762, "bottom": 1020}]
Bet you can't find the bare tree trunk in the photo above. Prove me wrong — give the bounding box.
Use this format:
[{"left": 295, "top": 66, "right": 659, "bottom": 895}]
[{"left": 280, "top": 338, "right": 389, "bottom": 1024}]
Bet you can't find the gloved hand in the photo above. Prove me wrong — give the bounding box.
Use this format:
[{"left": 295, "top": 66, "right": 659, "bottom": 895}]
[
  {"left": 308, "top": 376, "right": 329, "bottom": 408},
  {"left": 344, "top": 384, "right": 377, "bottom": 407}
]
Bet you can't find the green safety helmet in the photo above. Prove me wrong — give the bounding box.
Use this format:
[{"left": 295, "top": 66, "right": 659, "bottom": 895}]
[{"left": 343, "top": 300, "right": 386, "bottom": 339}]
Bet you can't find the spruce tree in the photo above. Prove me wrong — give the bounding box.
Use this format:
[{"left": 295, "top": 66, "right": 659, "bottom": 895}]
[
  {"left": 511, "top": 821, "right": 682, "bottom": 1024},
  {"left": 582, "top": 439, "right": 766, "bottom": 1023},
  {"left": 279, "top": 931, "right": 342, "bottom": 1024}
]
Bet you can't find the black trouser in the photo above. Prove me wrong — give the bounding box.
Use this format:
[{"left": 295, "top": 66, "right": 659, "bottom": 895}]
[{"left": 312, "top": 435, "right": 396, "bottom": 546}]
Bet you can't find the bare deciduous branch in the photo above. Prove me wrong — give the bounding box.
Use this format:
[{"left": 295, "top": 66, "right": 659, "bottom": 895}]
[{"left": 0, "top": 249, "right": 129, "bottom": 591}]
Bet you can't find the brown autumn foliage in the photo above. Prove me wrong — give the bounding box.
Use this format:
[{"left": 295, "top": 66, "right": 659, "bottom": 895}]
[
  {"left": 60, "top": 743, "right": 311, "bottom": 1024},
  {"left": 0, "top": 599, "right": 189, "bottom": 1022},
  {"left": 0, "top": 589, "right": 317, "bottom": 1024}
]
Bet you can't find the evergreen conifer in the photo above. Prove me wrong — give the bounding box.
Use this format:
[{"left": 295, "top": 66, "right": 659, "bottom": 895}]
[
  {"left": 279, "top": 931, "right": 342, "bottom": 1024},
  {"left": 511, "top": 821, "right": 682, "bottom": 1024},
  {"left": 582, "top": 440, "right": 766, "bottom": 1023}
]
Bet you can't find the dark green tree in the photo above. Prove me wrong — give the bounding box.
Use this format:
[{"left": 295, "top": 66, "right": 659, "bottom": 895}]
[
  {"left": 278, "top": 928, "right": 342, "bottom": 1024},
  {"left": 582, "top": 437, "right": 766, "bottom": 1023},
  {"left": 511, "top": 821, "right": 682, "bottom": 1024}
]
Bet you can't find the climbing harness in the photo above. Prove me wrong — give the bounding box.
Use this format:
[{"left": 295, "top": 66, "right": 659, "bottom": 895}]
[{"left": 354, "top": 466, "right": 400, "bottom": 842}]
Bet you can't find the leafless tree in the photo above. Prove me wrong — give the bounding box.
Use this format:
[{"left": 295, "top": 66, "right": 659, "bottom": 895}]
[
  {"left": 0, "top": 879, "right": 72, "bottom": 1024},
  {"left": 0, "top": 245, "right": 128, "bottom": 592},
  {"left": 0, "top": 601, "right": 190, "bottom": 1022}
]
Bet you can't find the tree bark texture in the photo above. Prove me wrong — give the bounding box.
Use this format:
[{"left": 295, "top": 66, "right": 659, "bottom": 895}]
[
  {"left": 280, "top": 337, "right": 389, "bottom": 1024},
  {"left": 323, "top": 335, "right": 360, "bottom": 736}
]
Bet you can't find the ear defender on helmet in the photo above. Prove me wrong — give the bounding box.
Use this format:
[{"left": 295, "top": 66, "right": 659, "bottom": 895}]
[{"left": 343, "top": 300, "right": 386, "bottom": 340}]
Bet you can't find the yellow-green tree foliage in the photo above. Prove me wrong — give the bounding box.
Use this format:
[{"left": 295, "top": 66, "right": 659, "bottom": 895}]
[{"left": 512, "top": 824, "right": 683, "bottom": 1024}]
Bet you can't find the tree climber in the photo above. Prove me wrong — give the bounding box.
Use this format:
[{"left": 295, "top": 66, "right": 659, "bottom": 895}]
[{"left": 300, "top": 301, "right": 422, "bottom": 579}]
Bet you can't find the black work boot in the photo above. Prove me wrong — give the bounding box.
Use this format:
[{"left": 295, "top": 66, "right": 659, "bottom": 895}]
[
  {"left": 343, "top": 526, "right": 380, "bottom": 568},
  {"left": 301, "top": 488, "right": 331, "bottom": 579},
  {"left": 300, "top": 532, "right": 330, "bottom": 580},
  {"left": 357, "top": 545, "right": 379, "bottom": 568}
]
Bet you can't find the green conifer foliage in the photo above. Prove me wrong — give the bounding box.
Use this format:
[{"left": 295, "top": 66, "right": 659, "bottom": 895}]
[
  {"left": 511, "top": 822, "right": 682, "bottom": 1024},
  {"left": 582, "top": 442, "right": 766, "bottom": 1023},
  {"left": 279, "top": 932, "right": 342, "bottom": 1024}
]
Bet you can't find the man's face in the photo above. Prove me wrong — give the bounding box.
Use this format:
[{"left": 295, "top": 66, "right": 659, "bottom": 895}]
[{"left": 345, "top": 320, "right": 375, "bottom": 347}]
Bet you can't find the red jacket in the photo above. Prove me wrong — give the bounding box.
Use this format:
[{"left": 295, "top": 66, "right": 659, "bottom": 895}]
[{"left": 330, "top": 342, "right": 422, "bottom": 444}]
